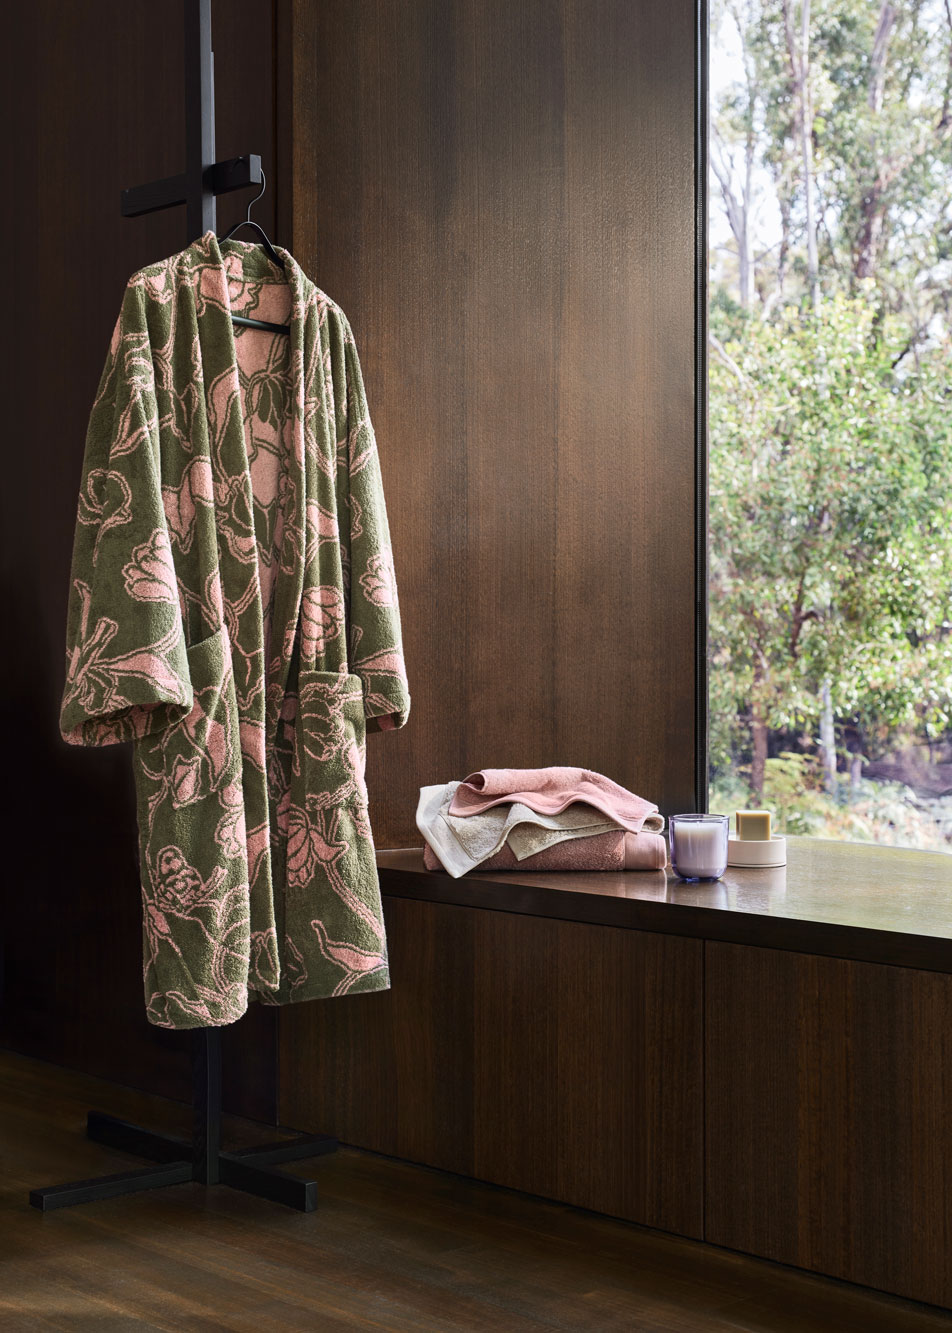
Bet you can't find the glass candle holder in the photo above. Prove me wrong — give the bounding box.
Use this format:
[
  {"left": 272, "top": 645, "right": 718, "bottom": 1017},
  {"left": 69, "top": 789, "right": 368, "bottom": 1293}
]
[{"left": 669, "top": 813, "right": 729, "bottom": 882}]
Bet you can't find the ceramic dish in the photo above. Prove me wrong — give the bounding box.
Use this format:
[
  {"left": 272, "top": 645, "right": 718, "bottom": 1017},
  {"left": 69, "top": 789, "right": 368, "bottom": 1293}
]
[{"left": 726, "top": 835, "right": 787, "bottom": 868}]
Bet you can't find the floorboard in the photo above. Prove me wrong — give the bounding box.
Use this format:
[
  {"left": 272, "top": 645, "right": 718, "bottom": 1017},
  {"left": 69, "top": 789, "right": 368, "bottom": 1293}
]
[{"left": 1, "top": 1050, "right": 949, "bottom": 1331}]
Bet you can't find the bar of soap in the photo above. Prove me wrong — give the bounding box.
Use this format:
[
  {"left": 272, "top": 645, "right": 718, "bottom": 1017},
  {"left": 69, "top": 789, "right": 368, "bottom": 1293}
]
[{"left": 736, "top": 810, "right": 772, "bottom": 841}]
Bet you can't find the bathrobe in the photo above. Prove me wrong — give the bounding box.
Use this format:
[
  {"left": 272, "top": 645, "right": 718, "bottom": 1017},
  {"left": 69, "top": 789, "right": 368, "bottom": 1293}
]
[{"left": 60, "top": 231, "right": 410, "bottom": 1029}]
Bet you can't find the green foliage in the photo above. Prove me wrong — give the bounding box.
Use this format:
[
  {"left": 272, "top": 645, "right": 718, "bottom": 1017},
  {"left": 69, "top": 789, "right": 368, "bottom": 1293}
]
[
  {"left": 763, "top": 753, "right": 829, "bottom": 834},
  {"left": 709, "top": 0, "right": 952, "bottom": 849},
  {"left": 711, "top": 294, "right": 952, "bottom": 753},
  {"left": 710, "top": 765, "right": 950, "bottom": 850}
]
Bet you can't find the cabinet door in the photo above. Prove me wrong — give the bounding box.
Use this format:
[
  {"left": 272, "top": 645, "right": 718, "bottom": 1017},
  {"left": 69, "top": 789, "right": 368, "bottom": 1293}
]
[
  {"left": 472, "top": 909, "right": 703, "bottom": 1236},
  {"left": 281, "top": 898, "right": 704, "bottom": 1237},
  {"left": 705, "top": 941, "right": 952, "bottom": 1308}
]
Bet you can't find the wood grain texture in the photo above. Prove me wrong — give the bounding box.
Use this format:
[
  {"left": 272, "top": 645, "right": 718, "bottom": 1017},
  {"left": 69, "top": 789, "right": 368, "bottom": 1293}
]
[
  {"left": 6, "top": 1051, "right": 950, "bottom": 1333},
  {"left": 280, "top": 898, "right": 704, "bottom": 1237},
  {"left": 0, "top": 0, "right": 278, "bottom": 1120},
  {"left": 374, "top": 841, "right": 952, "bottom": 973},
  {"left": 472, "top": 910, "right": 703, "bottom": 1234},
  {"left": 278, "top": 0, "right": 698, "bottom": 850},
  {"left": 281, "top": 898, "right": 477, "bottom": 1173},
  {"left": 705, "top": 942, "right": 952, "bottom": 1309}
]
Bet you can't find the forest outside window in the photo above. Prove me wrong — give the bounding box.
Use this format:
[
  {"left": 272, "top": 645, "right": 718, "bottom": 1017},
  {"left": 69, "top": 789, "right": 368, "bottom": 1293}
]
[{"left": 708, "top": 0, "right": 952, "bottom": 851}]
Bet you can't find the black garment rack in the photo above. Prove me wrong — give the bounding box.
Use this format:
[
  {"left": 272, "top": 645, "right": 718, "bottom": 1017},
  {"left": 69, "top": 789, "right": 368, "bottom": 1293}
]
[{"left": 29, "top": 0, "right": 335, "bottom": 1215}]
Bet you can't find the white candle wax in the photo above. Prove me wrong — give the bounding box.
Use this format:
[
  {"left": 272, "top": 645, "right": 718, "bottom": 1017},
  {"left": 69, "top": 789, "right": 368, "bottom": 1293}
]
[{"left": 670, "top": 816, "right": 729, "bottom": 879}]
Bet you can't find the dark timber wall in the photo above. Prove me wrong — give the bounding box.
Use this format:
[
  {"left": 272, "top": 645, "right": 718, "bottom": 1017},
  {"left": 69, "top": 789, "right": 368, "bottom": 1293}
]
[
  {"left": 0, "top": 0, "right": 698, "bottom": 1132},
  {"left": 0, "top": 0, "right": 280, "bottom": 1120},
  {"left": 277, "top": 0, "right": 699, "bottom": 851}
]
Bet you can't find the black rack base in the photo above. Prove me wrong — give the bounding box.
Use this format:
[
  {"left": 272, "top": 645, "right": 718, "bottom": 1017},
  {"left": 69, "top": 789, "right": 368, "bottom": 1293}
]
[
  {"left": 29, "top": 1026, "right": 338, "bottom": 1214},
  {"left": 30, "top": 1109, "right": 338, "bottom": 1213}
]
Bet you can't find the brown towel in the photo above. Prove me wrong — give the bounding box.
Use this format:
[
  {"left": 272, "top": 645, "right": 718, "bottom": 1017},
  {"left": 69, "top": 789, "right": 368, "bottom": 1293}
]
[{"left": 423, "top": 828, "right": 667, "bottom": 873}]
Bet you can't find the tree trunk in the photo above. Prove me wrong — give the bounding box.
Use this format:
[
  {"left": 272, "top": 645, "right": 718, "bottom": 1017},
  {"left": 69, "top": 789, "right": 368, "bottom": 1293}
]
[
  {"left": 776, "top": 193, "right": 791, "bottom": 299},
  {"left": 783, "top": 0, "right": 819, "bottom": 310},
  {"left": 751, "top": 712, "right": 768, "bottom": 804},
  {"left": 800, "top": 0, "right": 820, "bottom": 310},
  {"left": 738, "top": 213, "right": 752, "bottom": 309},
  {"left": 711, "top": 3, "right": 758, "bottom": 308},
  {"left": 854, "top": 2, "right": 895, "bottom": 281},
  {"left": 869, "top": 2, "right": 895, "bottom": 114},
  {"left": 819, "top": 677, "right": 837, "bottom": 795}
]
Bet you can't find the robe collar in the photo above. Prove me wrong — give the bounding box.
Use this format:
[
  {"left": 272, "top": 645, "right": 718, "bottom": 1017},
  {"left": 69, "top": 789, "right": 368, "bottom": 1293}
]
[{"left": 184, "top": 229, "right": 319, "bottom": 751}]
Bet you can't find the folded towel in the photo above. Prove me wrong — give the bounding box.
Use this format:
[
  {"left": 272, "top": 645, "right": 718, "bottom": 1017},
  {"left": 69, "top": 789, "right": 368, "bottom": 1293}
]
[
  {"left": 417, "top": 781, "right": 620, "bottom": 879},
  {"left": 449, "top": 767, "right": 662, "bottom": 835},
  {"left": 623, "top": 831, "right": 668, "bottom": 869},
  {"left": 423, "top": 829, "right": 667, "bottom": 873}
]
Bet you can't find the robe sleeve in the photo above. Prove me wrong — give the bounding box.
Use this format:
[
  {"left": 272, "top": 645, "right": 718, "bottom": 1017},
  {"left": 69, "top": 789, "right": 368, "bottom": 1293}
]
[
  {"left": 341, "top": 315, "right": 411, "bottom": 733},
  {"left": 60, "top": 278, "right": 192, "bottom": 746}
]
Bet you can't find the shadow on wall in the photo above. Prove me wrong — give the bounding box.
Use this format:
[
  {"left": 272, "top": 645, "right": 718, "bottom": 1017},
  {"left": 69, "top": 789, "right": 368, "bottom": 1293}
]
[
  {"left": 0, "top": 572, "right": 160, "bottom": 1069},
  {"left": 0, "top": 570, "right": 279, "bottom": 1117}
]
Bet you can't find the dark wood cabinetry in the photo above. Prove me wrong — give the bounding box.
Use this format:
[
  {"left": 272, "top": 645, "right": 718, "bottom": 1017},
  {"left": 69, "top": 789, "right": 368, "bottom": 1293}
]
[
  {"left": 706, "top": 942, "right": 952, "bottom": 1309},
  {"left": 280, "top": 842, "right": 952, "bottom": 1309},
  {"left": 281, "top": 898, "right": 704, "bottom": 1237}
]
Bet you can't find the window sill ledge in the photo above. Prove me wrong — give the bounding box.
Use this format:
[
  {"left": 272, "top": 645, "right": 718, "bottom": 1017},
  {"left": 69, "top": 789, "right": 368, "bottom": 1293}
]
[{"left": 377, "top": 838, "right": 952, "bottom": 973}]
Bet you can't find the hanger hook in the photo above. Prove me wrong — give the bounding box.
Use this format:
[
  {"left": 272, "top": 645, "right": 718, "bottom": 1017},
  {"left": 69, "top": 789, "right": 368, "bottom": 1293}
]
[{"left": 247, "top": 167, "right": 267, "bottom": 223}]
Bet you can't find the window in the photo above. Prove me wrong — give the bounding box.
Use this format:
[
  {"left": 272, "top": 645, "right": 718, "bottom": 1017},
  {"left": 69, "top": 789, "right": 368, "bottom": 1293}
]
[{"left": 708, "top": 0, "right": 952, "bottom": 850}]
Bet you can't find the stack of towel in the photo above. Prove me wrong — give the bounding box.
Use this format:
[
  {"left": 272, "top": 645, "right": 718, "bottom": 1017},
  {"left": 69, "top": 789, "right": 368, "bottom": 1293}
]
[{"left": 416, "top": 767, "right": 667, "bottom": 878}]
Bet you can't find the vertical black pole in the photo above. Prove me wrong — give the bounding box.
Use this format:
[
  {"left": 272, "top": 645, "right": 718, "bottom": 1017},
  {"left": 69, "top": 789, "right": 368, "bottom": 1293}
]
[
  {"left": 193, "top": 1027, "right": 222, "bottom": 1184},
  {"left": 186, "top": 0, "right": 219, "bottom": 1192},
  {"left": 184, "top": 0, "right": 216, "bottom": 239}
]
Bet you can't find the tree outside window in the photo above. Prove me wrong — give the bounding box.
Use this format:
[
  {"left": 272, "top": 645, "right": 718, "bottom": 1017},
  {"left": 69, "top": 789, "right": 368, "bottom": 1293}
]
[{"left": 709, "top": 0, "right": 952, "bottom": 850}]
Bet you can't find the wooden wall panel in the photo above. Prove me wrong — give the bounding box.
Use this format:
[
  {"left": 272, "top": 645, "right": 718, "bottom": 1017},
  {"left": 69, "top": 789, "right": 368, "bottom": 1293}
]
[
  {"left": 280, "top": 900, "right": 704, "bottom": 1237},
  {"left": 281, "top": 899, "right": 477, "bottom": 1174},
  {"left": 705, "top": 942, "right": 952, "bottom": 1309},
  {"left": 278, "top": 0, "right": 698, "bottom": 849},
  {"left": 0, "top": 0, "right": 279, "bottom": 1120}
]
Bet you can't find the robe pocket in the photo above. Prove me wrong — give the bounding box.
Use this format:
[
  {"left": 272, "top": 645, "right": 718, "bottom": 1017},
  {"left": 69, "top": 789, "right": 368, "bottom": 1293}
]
[{"left": 295, "top": 669, "right": 368, "bottom": 807}]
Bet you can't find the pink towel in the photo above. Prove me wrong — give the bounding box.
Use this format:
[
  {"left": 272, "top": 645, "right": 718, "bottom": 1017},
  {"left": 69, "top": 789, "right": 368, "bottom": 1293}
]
[
  {"left": 423, "top": 829, "right": 667, "bottom": 874},
  {"left": 449, "top": 767, "right": 659, "bottom": 835}
]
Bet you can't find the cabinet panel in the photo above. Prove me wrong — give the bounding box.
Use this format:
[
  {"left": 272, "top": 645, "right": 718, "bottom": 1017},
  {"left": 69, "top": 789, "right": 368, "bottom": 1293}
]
[
  {"left": 280, "top": 898, "right": 477, "bottom": 1174},
  {"left": 281, "top": 898, "right": 704, "bottom": 1235},
  {"left": 474, "top": 912, "right": 703, "bottom": 1234},
  {"left": 705, "top": 941, "right": 952, "bottom": 1308}
]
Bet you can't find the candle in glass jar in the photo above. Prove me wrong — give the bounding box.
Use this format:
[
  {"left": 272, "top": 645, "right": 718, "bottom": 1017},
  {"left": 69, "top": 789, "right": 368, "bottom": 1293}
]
[{"left": 669, "top": 814, "right": 729, "bottom": 881}]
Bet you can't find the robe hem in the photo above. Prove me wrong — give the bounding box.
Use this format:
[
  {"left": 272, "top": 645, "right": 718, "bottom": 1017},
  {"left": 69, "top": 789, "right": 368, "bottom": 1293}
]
[
  {"left": 144, "top": 969, "right": 393, "bottom": 1029},
  {"left": 253, "top": 969, "right": 392, "bottom": 1009}
]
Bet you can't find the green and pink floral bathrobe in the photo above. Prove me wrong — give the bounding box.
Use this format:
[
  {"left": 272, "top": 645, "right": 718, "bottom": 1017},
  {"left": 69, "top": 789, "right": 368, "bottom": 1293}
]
[{"left": 60, "top": 232, "right": 410, "bottom": 1029}]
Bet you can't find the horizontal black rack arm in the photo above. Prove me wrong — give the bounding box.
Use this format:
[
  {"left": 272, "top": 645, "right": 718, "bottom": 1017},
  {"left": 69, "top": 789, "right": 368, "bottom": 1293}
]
[{"left": 120, "top": 153, "right": 263, "bottom": 219}]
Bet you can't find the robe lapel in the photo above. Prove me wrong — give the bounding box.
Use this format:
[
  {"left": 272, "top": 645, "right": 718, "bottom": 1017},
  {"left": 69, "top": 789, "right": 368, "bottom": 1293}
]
[
  {"left": 261, "top": 245, "right": 314, "bottom": 748},
  {"left": 186, "top": 230, "right": 314, "bottom": 752},
  {"left": 184, "top": 230, "right": 315, "bottom": 997}
]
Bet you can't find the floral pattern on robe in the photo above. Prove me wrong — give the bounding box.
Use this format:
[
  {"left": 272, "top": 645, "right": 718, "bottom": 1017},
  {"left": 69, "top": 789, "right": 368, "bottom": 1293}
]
[{"left": 60, "top": 232, "right": 410, "bottom": 1029}]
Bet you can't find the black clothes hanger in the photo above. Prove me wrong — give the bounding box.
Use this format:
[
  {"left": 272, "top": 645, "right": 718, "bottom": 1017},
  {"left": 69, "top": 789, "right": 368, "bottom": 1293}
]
[{"left": 220, "top": 169, "right": 291, "bottom": 336}]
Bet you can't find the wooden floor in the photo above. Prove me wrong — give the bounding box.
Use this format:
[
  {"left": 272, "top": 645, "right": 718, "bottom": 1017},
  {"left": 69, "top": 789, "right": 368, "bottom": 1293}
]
[{"left": 1, "top": 1051, "right": 950, "bottom": 1332}]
